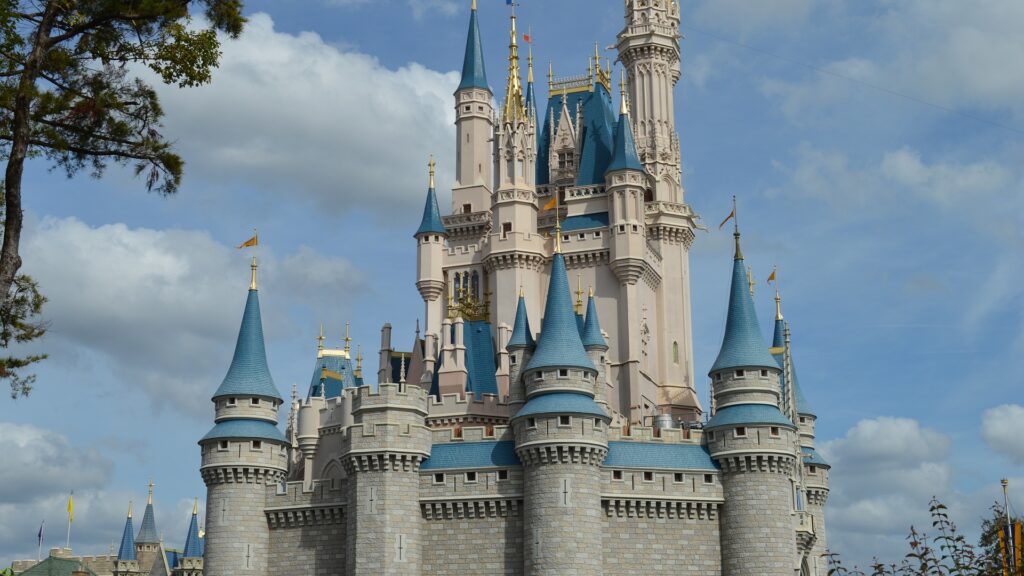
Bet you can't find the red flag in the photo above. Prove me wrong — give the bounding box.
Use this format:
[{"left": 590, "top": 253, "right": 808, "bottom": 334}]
[{"left": 523, "top": 33, "right": 531, "bottom": 43}]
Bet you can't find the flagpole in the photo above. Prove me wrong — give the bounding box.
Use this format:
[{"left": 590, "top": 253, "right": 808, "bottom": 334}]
[
  {"left": 37, "top": 520, "right": 42, "bottom": 561},
  {"left": 65, "top": 491, "right": 72, "bottom": 551},
  {"left": 65, "top": 515, "right": 71, "bottom": 551}
]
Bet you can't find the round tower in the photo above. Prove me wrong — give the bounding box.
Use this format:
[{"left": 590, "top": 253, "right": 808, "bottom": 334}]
[
  {"left": 342, "top": 381, "right": 431, "bottom": 575},
  {"left": 452, "top": 0, "right": 494, "bottom": 214},
  {"left": 512, "top": 252, "right": 609, "bottom": 575},
  {"left": 199, "top": 259, "right": 287, "bottom": 576},
  {"left": 705, "top": 229, "right": 798, "bottom": 576},
  {"left": 581, "top": 289, "right": 609, "bottom": 410},
  {"left": 415, "top": 158, "right": 448, "bottom": 340},
  {"left": 505, "top": 290, "right": 535, "bottom": 415},
  {"left": 112, "top": 503, "right": 139, "bottom": 576}
]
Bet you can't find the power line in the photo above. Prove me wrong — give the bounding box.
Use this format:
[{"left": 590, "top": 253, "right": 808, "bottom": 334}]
[{"left": 682, "top": 25, "right": 1024, "bottom": 136}]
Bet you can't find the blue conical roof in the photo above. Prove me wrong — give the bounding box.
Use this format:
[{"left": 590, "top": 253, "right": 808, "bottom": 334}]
[
  {"left": 525, "top": 79, "right": 536, "bottom": 116},
  {"left": 117, "top": 512, "right": 136, "bottom": 561},
  {"left": 709, "top": 255, "right": 778, "bottom": 373},
  {"left": 136, "top": 502, "right": 158, "bottom": 544},
  {"left": 213, "top": 289, "right": 282, "bottom": 401},
  {"left": 772, "top": 318, "right": 815, "bottom": 417},
  {"left": 415, "top": 186, "right": 446, "bottom": 236},
  {"left": 581, "top": 294, "right": 606, "bottom": 348},
  {"left": 182, "top": 508, "right": 201, "bottom": 558},
  {"left": 524, "top": 254, "right": 595, "bottom": 372},
  {"left": 507, "top": 295, "right": 535, "bottom": 349},
  {"left": 606, "top": 112, "right": 643, "bottom": 173},
  {"left": 458, "top": 7, "right": 488, "bottom": 91}
]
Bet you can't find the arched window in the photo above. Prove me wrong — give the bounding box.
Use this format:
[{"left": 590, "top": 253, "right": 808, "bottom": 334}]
[
  {"left": 453, "top": 273, "right": 462, "bottom": 302},
  {"left": 672, "top": 341, "right": 679, "bottom": 364},
  {"left": 471, "top": 271, "right": 480, "bottom": 299}
]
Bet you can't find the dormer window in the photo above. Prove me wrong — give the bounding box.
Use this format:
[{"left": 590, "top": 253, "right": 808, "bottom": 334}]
[
  {"left": 251, "top": 398, "right": 260, "bottom": 406},
  {"left": 558, "top": 415, "right": 571, "bottom": 427},
  {"left": 735, "top": 369, "right": 745, "bottom": 378},
  {"left": 760, "top": 369, "right": 769, "bottom": 377},
  {"left": 227, "top": 397, "right": 237, "bottom": 405},
  {"left": 734, "top": 427, "right": 747, "bottom": 438},
  {"left": 558, "top": 369, "right": 569, "bottom": 378}
]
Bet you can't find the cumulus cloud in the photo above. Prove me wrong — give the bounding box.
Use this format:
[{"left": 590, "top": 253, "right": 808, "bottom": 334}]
[
  {"left": 692, "top": 0, "right": 816, "bottom": 38},
  {"left": 20, "top": 216, "right": 364, "bottom": 417},
  {"left": 152, "top": 13, "right": 458, "bottom": 220},
  {"left": 820, "top": 417, "right": 954, "bottom": 567},
  {"left": 982, "top": 404, "right": 1024, "bottom": 465}
]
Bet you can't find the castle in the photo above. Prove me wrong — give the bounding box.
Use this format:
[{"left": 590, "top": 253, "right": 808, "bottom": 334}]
[{"left": 179, "top": 1, "right": 827, "bottom": 574}]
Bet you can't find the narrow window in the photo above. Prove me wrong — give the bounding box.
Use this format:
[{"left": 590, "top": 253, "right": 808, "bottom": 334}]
[
  {"left": 643, "top": 471, "right": 654, "bottom": 482},
  {"left": 674, "top": 473, "right": 684, "bottom": 483},
  {"left": 612, "top": 470, "right": 623, "bottom": 481},
  {"left": 632, "top": 224, "right": 639, "bottom": 232},
  {"left": 465, "top": 471, "right": 477, "bottom": 483},
  {"left": 770, "top": 426, "right": 780, "bottom": 437},
  {"left": 577, "top": 233, "right": 585, "bottom": 240},
  {"left": 433, "top": 473, "right": 445, "bottom": 485},
  {"left": 510, "top": 355, "right": 517, "bottom": 365},
  {"left": 497, "top": 470, "right": 509, "bottom": 481},
  {"left": 558, "top": 415, "right": 571, "bottom": 427},
  {"left": 558, "top": 369, "right": 569, "bottom": 378},
  {"left": 809, "top": 465, "right": 817, "bottom": 475},
  {"left": 734, "top": 427, "right": 746, "bottom": 438},
  {"left": 672, "top": 341, "right": 679, "bottom": 364},
  {"left": 502, "top": 221, "right": 512, "bottom": 238},
  {"left": 618, "top": 224, "right": 626, "bottom": 233},
  {"left": 760, "top": 369, "right": 768, "bottom": 377},
  {"left": 594, "top": 418, "right": 602, "bottom": 429},
  {"left": 251, "top": 397, "right": 260, "bottom": 405},
  {"left": 218, "top": 440, "right": 229, "bottom": 451},
  {"left": 800, "top": 416, "right": 807, "bottom": 424},
  {"left": 527, "top": 418, "right": 536, "bottom": 429},
  {"left": 251, "top": 440, "right": 262, "bottom": 450},
  {"left": 707, "top": 430, "right": 715, "bottom": 441},
  {"left": 594, "top": 231, "right": 602, "bottom": 238},
  {"left": 227, "top": 397, "right": 237, "bottom": 405},
  {"left": 703, "top": 474, "right": 714, "bottom": 484},
  {"left": 562, "top": 234, "right": 570, "bottom": 242},
  {"left": 464, "top": 105, "right": 471, "bottom": 112},
  {"left": 715, "top": 373, "right": 722, "bottom": 382},
  {"left": 462, "top": 203, "right": 472, "bottom": 214}
]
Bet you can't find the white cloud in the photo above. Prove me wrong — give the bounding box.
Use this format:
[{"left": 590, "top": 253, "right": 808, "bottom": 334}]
[
  {"left": 154, "top": 13, "right": 458, "bottom": 220},
  {"left": 820, "top": 417, "right": 954, "bottom": 567},
  {"left": 880, "top": 147, "right": 1013, "bottom": 209},
  {"left": 982, "top": 404, "right": 1024, "bottom": 465},
  {"left": 692, "top": 0, "right": 816, "bottom": 38},
  {"left": 20, "top": 216, "right": 364, "bottom": 417},
  {"left": 321, "top": 0, "right": 458, "bottom": 19},
  {"left": 0, "top": 423, "right": 111, "bottom": 505}
]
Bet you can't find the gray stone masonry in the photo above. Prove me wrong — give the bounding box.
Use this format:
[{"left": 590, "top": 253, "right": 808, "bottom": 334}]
[
  {"left": 719, "top": 460, "right": 797, "bottom": 576},
  {"left": 602, "top": 512, "right": 721, "bottom": 575}
]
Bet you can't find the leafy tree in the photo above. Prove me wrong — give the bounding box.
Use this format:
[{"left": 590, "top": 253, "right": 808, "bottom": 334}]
[{"left": 0, "top": 0, "right": 246, "bottom": 396}]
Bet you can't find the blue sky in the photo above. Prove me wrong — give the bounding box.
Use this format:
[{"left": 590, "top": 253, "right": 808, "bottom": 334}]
[{"left": 1, "top": 0, "right": 1022, "bottom": 568}]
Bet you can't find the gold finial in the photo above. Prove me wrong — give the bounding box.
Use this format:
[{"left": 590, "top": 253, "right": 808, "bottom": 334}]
[
  {"left": 428, "top": 155, "right": 435, "bottom": 189},
  {"left": 502, "top": 9, "right": 525, "bottom": 121},
  {"left": 773, "top": 267, "right": 783, "bottom": 320},
  {"left": 317, "top": 323, "right": 325, "bottom": 352},
  {"left": 594, "top": 42, "right": 601, "bottom": 72},
  {"left": 553, "top": 214, "right": 562, "bottom": 253},
  {"left": 747, "top": 265, "right": 755, "bottom": 297},
  {"left": 527, "top": 42, "right": 534, "bottom": 84},
  {"left": 128, "top": 501, "right": 133, "bottom": 518},
  {"left": 519, "top": 284, "right": 524, "bottom": 298},
  {"left": 147, "top": 480, "right": 154, "bottom": 505},
  {"left": 547, "top": 62, "right": 553, "bottom": 91},
  {"left": 249, "top": 256, "right": 258, "bottom": 290},
  {"left": 355, "top": 345, "right": 363, "bottom": 373},
  {"left": 471, "top": 0, "right": 476, "bottom": 10},
  {"left": 731, "top": 195, "right": 743, "bottom": 261},
  {"left": 619, "top": 69, "right": 628, "bottom": 115},
  {"left": 344, "top": 321, "right": 351, "bottom": 353},
  {"left": 575, "top": 274, "right": 584, "bottom": 313},
  {"left": 192, "top": 497, "right": 198, "bottom": 515},
  {"left": 589, "top": 285, "right": 594, "bottom": 298}
]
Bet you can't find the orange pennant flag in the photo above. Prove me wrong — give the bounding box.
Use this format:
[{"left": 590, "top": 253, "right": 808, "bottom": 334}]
[
  {"left": 542, "top": 196, "right": 557, "bottom": 211},
  {"left": 237, "top": 231, "right": 258, "bottom": 249},
  {"left": 718, "top": 209, "right": 735, "bottom": 229},
  {"left": 766, "top": 269, "right": 776, "bottom": 285}
]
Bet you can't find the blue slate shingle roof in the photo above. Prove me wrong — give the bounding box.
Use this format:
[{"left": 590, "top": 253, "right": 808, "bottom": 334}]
[
  {"left": 200, "top": 419, "right": 287, "bottom": 443},
  {"left": 537, "top": 90, "right": 589, "bottom": 186},
  {"left": 307, "top": 353, "right": 358, "bottom": 399},
  {"left": 604, "top": 442, "right": 719, "bottom": 471},
  {"left": 464, "top": 320, "right": 499, "bottom": 398},
  {"left": 516, "top": 392, "right": 607, "bottom": 418},
  {"left": 581, "top": 294, "right": 606, "bottom": 348},
  {"left": 182, "top": 510, "right": 202, "bottom": 558},
  {"left": 136, "top": 502, "right": 158, "bottom": 544},
  {"left": 709, "top": 256, "right": 779, "bottom": 373},
  {"left": 772, "top": 318, "right": 816, "bottom": 417},
  {"left": 507, "top": 295, "right": 535, "bottom": 349},
  {"left": 213, "top": 289, "right": 283, "bottom": 401},
  {"left": 705, "top": 404, "right": 795, "bottom": 430},
  {"left": 802, "top": 446, "right": 830, "bottom": 468},
  {"left": 117, "top": 514, "right": 135, "bottom": 561},
  {"left": 606, "top": 112, "right": 644, "bottom": 173},
  {"left": 575, "top": 312, "right": 585, "bottom": 335},
  {"left": 560, "top": 212, "right": 609, "bottom": 232},
  {"left": 415, "top": 186, "right": 446, "bottom": 236},
  {"left": 165, "top": 550, "right": 181, "bottom": 570},
  {"left": 576, "top": 83, "right": 617, "bottom": 186},
  {"left": 421, "top": 441, "right": 520, "bottom": 470},
  {"left": 457, "top": 7, "right": 488, "bottom": 91},
  {"left": 524, "top": 253, "right": 596, "bottom": 372}
]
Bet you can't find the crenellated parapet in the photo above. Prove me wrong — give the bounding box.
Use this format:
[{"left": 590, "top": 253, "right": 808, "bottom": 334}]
[{"left": 427, "top": 392, "right": 509, "bottom": 427}]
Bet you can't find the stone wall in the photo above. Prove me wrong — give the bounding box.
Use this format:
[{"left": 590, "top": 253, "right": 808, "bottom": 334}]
[
  {"left": 267, "top": 523, "right": 345, "bottom": 575},
  {"left": 602, "top": 509, "right": 721, "bottom": 575},
  {"left": 719, "top": 469, "right": 795, "bottom": 576},
  {"left": 421, "top": 510, "right": 524, "bottom": 575}
]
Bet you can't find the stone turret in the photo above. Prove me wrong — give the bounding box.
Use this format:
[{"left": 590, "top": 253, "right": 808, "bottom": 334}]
[
  {"left": 112, "top": 504, "right": 139, "bottom": 576},
  {"left": 342, "top": 382, "right": 431, "bottom": 574},
  {"left": 416, "top": 159, "right": 448, "bottom": 340},
  {"left": 199, "top": 260, "right": 287, "bottom": 576},
  {"left": 581, "top": 290, "right": 609, "bottom": 410},
  {"left": 705, "top": 230, "right": 798, "bottom": 576},
  {"left": 133, "top": 483, "right": 159, "bottom": 571},
  {"left": 172, "top": 500, "right": 204, "bottom": 576},
  {"left": 453, "top": 0, "right": 493, "bottom": 216},
  {"left": 772, "top": 293, "right": 830, "bottom": 574},
  {"left": 506, "top": 292, "right": 535, "bottom": 415},
  {"left": 512, "top": 252, "right": 609, "bottom": 575}
]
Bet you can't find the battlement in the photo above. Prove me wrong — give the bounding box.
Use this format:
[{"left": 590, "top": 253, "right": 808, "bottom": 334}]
[
  {"left": 607, "top": 424, "right": 703, "bottom": 444},
  {"left": 350, "top": 382, "right": 428, "bottom": 414},
  {"left": 428, "top": 392, "right": 509, "bottom": 421},
  {"left": 430, "top": 424, "right": 514, "bottom": 443}
]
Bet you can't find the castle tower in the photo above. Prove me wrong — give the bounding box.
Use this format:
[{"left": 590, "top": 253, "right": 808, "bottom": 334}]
[
  {"left": 452, "top": 0, "right": 493, "bottom": 215},
  {"left": 512, "top": 250, "right": 609, "bottom": 575},
  {"left": 506, "top": 290, "right": 535, "bottom": 415},
  {"left": 704, "top": 229, "right": 798, "bottom": 576},
  {"left": 772, "top": 292, "right": 830, "bottom": 575},
  {"left": 604, "top": 85, "right": 648, "bottom": 422},
  {"left": 172, "top": 500, "right": 204, "bottom": 576},
  {"left": 113, "top": 504, "right": 140, "bottom": 576},
  {"left": 581, "top": 289, "right": 609, "bottom": 410},
  {"left": 134, "top": 482, "right": 159, "bottom": 571},
  {"left": 415, "top": 158, "right": 448, "bottom": 339},
  {"left": 486, "top": 10, "right": 544, "bottom": 332},
  {"left": 342, "top": 381, "right": 431, "bottom": 574},
  {"left": 199, "top": 259, "right": 288, "bottom": 576},
  {"left": 616, "top": 0, "right": 701, "bottom": 421}
]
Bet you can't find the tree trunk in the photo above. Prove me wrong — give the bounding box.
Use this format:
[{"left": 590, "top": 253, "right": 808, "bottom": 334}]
[{"left": 0, "top": 2, "right": 60, "bottom": 301}]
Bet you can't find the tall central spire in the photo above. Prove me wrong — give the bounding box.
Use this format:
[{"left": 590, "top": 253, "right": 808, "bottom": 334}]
[{"left": 502, "top": 12, "right": 525, "bottom": 122}]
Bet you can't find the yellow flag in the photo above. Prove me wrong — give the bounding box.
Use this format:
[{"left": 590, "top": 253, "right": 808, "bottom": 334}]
[
  {"left": 541, "top": 196, "right": 557, "bottom": 211},
  {"left": 237, "top": 232, "right": 258, "bottom": 249},
  {"left": 718, "top": 209, "right": 735, "bottom": 229},
  {"left": 766, "top": 269, "right": 776, "bottom": 285},
  {"left": 67, "top": 492, "right": 73, "bottom": 524}
]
